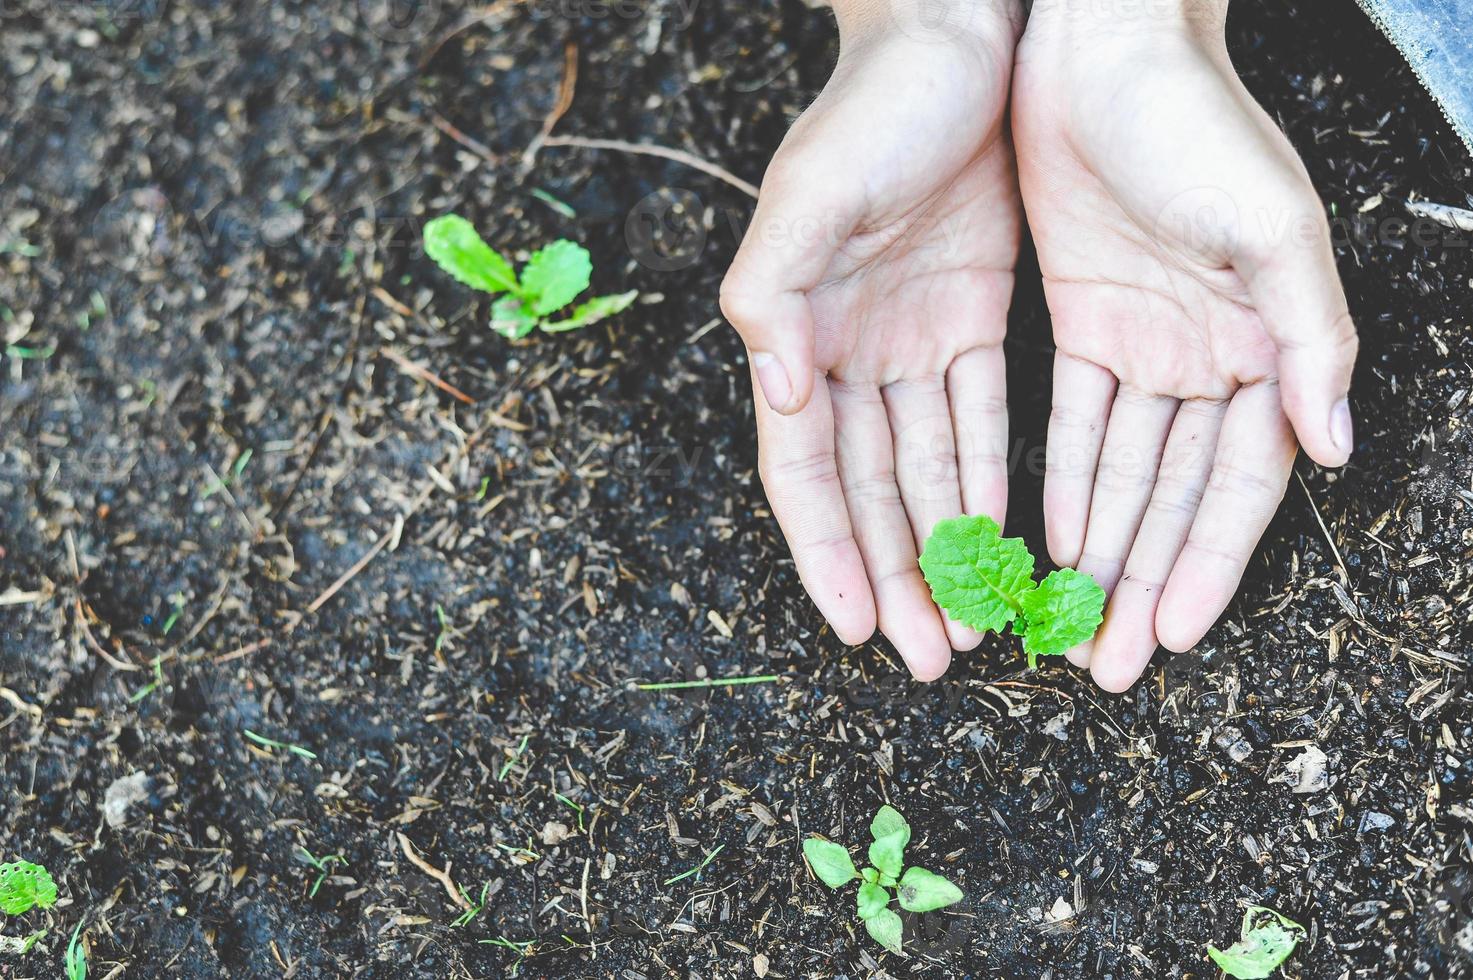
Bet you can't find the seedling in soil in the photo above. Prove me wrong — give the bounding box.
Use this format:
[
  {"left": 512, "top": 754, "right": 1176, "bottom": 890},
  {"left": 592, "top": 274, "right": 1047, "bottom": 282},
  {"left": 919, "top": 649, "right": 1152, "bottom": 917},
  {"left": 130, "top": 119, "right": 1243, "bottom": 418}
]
[
  {"left": 498, "top": 734, "right": 531, "bottom": 781},
  {"left": 802, "top": 805, "right": 962, "bottom": 955},
  {"left": 423, "top": 214, "right": 638, "bottom": 339},
  {"left": 478, "top": 936, "right": 535, "bottom": 976},
  {"left": 0, "top": 861, "right": 57, "bottom": 916},
  {"left": 1207, "top": 905, "right": 1306, "bottom": 979},
  {"left": 65, "top": 920, "right": 86, "bottom": 980},
  {"left": 663, "top": 844, "right": 725, "bottom": 886},
  {"left": 553, "top": 792, "right": 586, "bottom": 832},
  {"left": 298, "top": 847, "right": 344, "bottom": 899},
  {"left": 243, "top": 729, "right": 318, "bottom": 760},
  {"left": 451, "top": 882, "right": 491, "bottom": 928},
  {"left": 128, "top": 655, "right": 165, "bottom": 704},
  {"left": 919, "top": 515, "right": 1105, "bottom": 668}
]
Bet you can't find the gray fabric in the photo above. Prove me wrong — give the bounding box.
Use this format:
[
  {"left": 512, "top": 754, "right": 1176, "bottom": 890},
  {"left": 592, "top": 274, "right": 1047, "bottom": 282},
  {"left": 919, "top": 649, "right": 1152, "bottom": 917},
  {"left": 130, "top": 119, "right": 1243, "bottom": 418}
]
[{"left": 1359, "top": 0, "right": 1473, "bottom": 153}]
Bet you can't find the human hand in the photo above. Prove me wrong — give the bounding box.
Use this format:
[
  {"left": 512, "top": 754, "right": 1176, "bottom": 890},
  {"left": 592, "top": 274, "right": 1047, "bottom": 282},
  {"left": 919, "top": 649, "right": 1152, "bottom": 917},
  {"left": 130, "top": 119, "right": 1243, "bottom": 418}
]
[
  {"left": 721, "top": 0, "right": 1024, "bottom": 680},
  {"left": 1013, "top": 1, "right": 1358, "bottom": 692}
]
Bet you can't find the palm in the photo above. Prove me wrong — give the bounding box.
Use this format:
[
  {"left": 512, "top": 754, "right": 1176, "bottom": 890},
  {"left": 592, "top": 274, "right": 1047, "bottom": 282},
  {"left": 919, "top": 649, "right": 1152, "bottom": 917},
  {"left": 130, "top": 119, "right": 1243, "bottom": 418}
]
[
  {"left": 1013, "top": 31, "right": 1356, "bottom": 691},
  {"left": 721, "top": 32, "right": 1022, "bottom": 679}
]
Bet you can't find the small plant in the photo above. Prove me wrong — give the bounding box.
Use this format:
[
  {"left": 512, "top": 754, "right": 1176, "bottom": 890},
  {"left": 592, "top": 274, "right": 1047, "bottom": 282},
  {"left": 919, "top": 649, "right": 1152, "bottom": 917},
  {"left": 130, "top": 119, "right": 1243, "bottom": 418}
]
[
  {"left": 65, "top": 920, "right": 86, "bottom": 980},
  {"left": 423, "top": 214, "right": 637, "bottom": 339},
  {"left": 801, "top": 805, "right": 962, "bottom": 955},
  {"left": 919, "top": 515, "right": 1105, "bottom": 667},
  {"left": 297, "top": 847, "right": 344, "bottom": 899},
  {"left": 1207, "top": 905, "right": 1305, "bottom": 979},
  {"left": 0, "top": 861, "right": 56, "bottom": 916}
]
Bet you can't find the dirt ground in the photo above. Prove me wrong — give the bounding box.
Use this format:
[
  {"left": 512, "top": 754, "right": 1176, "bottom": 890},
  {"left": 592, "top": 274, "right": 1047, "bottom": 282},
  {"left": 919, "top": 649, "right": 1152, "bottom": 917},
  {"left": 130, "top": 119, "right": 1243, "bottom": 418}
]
[{"left": 2, "top": 1, "right": 1472, "bottom": 977}]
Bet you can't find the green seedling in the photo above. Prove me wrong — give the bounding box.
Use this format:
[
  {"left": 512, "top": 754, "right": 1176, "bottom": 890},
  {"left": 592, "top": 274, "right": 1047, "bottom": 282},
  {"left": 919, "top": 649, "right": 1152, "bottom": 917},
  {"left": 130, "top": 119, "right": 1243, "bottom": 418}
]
[
  {"left": 242, "top": 729, "right": 317, "bottom": 760},
  {"left": 423, "top": 214, "right": 637, "bottom": 339},
  {"left": 298, "top": 847, "right": 344, "bottom": 899},
  {"left": 498, "top": 734, "right": 530, "bottom": 781},
  {"left": 478, "top": 936, "right": 535, "bottom": 976},
  {"left": 802, "top": 805, "right": 962, "bottom": 956},
  {"left": 0, "top": 861, "right": 57, "bottom": 916},
  {"left": 1208, "top": 905, "right": 1306, "bottom": 979},
  {"left": 451, "top": 882, "right": 492, "bottom": 928},
  {"left": 663, "top": 844, "right": 724, "bottom": 886},
  {"left": 65, "top": 920, "right": 86, "bottom": 980},
  {"left": 553, "top": 792, "right": 585, "bottom": 832},
  {"left": 128, "top": 656, "right": 165, "bottom": 703},
  {"left": 920, "top": 515, "right": 1105, "bottom": 668}
]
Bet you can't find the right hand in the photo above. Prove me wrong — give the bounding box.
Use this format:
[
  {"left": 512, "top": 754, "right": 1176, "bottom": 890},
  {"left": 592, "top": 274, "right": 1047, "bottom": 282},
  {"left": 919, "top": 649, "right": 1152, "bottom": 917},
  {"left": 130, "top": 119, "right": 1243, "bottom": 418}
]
[{"left": 720, "top": 2, "right": 1024, "bottom": 680}]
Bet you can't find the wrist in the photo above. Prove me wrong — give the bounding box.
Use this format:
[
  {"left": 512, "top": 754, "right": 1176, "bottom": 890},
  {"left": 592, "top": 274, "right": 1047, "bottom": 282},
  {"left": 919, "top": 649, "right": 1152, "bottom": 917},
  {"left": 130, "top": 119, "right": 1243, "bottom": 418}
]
[
  {"left": 1024, "top": 0, "right": 1228, "bottom": 41},
  {"left": 832, "top": 0, "right": 1024, "bottom": 51}
]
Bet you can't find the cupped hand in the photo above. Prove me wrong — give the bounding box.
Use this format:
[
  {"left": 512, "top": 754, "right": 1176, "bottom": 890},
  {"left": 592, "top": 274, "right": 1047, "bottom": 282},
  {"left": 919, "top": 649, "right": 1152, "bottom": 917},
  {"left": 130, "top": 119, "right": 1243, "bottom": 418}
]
[
  {"left": 721, "top": 6, "right": 1024, "bottom": 680},
  {"left": 1012, "top": 5, "right": 1358, "bottom": 692}
]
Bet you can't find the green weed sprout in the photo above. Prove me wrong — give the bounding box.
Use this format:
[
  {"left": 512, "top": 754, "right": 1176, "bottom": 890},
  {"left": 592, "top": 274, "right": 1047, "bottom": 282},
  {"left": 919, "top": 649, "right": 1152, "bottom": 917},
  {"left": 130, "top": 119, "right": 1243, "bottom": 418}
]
[
  {"left": 0, "top": 861, "right": 56, "bottom": 916},
  {"left": 801, "top": 805, "right": 962, "bottom": 955},
  {"left": 1208, "top": 905, "right": 1306, "bottom": 978},
  {"left": 423, "top": 214, "right": 637, "bottom": 339},
  {"left": 919, "top": 515, "right": 1105, "bottom": 668},
  {"left": 65, "top": 920, "right": 86, "bottom": 980}
]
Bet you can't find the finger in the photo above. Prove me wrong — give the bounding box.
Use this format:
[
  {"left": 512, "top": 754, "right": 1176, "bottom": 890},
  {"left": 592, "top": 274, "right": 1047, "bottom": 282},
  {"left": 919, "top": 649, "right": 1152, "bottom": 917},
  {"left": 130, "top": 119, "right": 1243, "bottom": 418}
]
[
  {"left": 1088, "top": 398, "right": 1227, "bottom": 693},
  {"left": 831, "top": 380, "right": 954, "bottom": 680},
  {"left": 1156, "top": 382, "right": 1296, "bottom": 653},
  {"left": 1066, "top": 387, "right": 1178, "bottom": 668},
  {"left": 1044, "top": 353, "right": 1117, "bottom": 568},
  {"left": 1238, "top": 190, "right": 1358, "bottom": 468},
  {"left": 946, "top": 343, "right": 1009, "bottom": 526},
  {"left": 754, "top": 370, "right": 877, "bottom": 645},
  {"left": 720, "top": 146, "right": 858, "bottom": 417},
  {"left": 883, "top": 375, "right": 984, "bottom": 653}
]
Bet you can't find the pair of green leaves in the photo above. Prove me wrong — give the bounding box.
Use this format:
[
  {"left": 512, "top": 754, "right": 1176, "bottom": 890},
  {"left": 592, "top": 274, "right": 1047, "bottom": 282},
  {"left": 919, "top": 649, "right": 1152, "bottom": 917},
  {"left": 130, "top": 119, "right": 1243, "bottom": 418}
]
[
  {"left": 422, "top": 214, "right": 637, "bottom": 339},
  {"left": 802, "top": 805, "right": 963, "bottom": 956},
  {"left": 1207, "top": 906, "right": 1306, "bottom": 979},
  {"left": 0, "top": 861, "right": 57, "bottom": 916},
  {"left": 919, "top": 515, "right": 1105, "bottom": 667}
]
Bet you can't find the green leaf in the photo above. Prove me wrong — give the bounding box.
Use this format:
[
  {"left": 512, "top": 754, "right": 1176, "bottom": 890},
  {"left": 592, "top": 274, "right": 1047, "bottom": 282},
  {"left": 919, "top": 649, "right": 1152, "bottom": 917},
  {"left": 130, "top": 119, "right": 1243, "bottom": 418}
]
[
  {"left": 1207, "top": 906, "right": 1306, "bottom": 979},
  {"left": 870, "top": 805, "right": 909, "bottom": 842},
  {"left": 1018, "top": 567, "right": 1106, "bottom": 666},
  {"left": 897, "top": 866, "right": 963, "bottom": 913},
  {"left": 65, "top": 920, "right": 87, "bottom": 980},
  {"left": 802, "top": 838, "right": 857, "bottom": 889},
  {"left": 856, "top": 880, "right": 889, "bottom": 920},
  {"left": 541, "top": 290, "right": 638, "bottom": 333},
  {"left": 861, "top": 866, "right": 879, "bottom": 885},
  {"left": 520, "top": 239, "right": 592, "bottom": 316},
  {"left": 490, "top": 296, "right": 539, "bottom": 340},
  {"left": 864, "top": 907, "right": 904, "bottom": 955},
  {"left": 919, "top": 515, "right": 1036, "bottom": 634},
  {"left": 423, "top": 215, "right": 518, "bottom": 295},
  {"left": 0, "top": 861, "right": 57, "bottom": 915}
]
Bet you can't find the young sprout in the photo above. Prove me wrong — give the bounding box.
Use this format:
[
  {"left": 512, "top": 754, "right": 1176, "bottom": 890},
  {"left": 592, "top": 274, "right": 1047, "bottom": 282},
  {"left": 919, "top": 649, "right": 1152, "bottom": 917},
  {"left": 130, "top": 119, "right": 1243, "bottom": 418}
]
[
  {"left": 802, "top": 805, "right": 963, "bottom": 955},
  {"left": 451, "top": 883, "right": 492, "bottom": 928},
  {"left": 297, "top": 848, "right": 344, "bottom": 899},
  {"left": 1207, "top": 905, "right": 1306, "bottom": 978},
  {"left": 0, "top": 861, "right": 57, "bottom": 916},
  {"left": 422, "top": 214, "right": 637, "bottom": 339},
  {"left": 65, "top": 920, "right": 86, "bottom": 980},
  {"left": 919, "top": 515, "right": 1105, "bottom": 668}
]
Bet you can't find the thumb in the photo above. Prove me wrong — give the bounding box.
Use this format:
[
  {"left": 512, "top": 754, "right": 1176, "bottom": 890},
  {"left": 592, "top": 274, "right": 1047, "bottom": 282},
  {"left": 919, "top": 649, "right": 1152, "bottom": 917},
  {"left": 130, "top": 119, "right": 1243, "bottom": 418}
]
[
  {"left": 720, "top": 150, "right": 852, "bottom": 416},
  {"left": 1238, "top": 189, "right": 1358, "bottom": 467}
]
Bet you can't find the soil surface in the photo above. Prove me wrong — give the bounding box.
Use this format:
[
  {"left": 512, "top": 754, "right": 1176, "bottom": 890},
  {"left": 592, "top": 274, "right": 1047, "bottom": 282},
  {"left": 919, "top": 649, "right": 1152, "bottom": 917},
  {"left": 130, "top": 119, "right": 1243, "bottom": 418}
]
[{"left": 2, "top": 1, "right": 1472, "bottom": 978}]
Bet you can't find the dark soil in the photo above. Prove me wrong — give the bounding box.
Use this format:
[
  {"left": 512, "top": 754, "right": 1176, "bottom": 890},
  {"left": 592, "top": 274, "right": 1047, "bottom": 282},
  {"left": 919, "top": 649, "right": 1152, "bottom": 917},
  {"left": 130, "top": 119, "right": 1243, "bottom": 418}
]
[{"left": 2, "top": 1, "right": 1471, "bottom": 977}]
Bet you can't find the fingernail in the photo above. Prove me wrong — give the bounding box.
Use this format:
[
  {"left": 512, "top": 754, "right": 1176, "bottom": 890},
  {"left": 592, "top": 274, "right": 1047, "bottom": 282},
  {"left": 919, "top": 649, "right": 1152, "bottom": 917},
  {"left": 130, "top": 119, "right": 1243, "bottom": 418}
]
[
  {"left": 1330, "top": 397, "right": 1353, "bottom": 456},
  {"left": 751, "top": 351, "right": 792, "bottom": 412}
]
